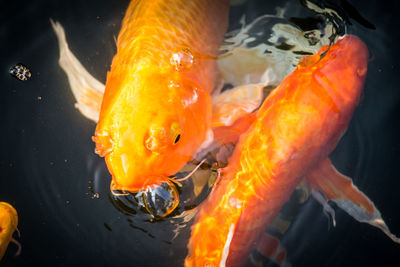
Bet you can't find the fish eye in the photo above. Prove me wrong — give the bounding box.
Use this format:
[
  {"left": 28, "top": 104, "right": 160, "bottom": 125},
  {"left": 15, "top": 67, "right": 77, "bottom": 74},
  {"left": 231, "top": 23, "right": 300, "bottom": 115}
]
[
  {"left": 170, "top": 122, "right": 182, "bottom": 145},
  {"left": 174, "top": 134, "right": 181, "bottom": 144}
]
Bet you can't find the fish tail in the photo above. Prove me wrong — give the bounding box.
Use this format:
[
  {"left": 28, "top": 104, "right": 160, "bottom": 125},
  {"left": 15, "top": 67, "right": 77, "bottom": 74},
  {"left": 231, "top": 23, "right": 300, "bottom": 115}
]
[{"left": 306, "top": 157, "right": 400, "bottom": 244}]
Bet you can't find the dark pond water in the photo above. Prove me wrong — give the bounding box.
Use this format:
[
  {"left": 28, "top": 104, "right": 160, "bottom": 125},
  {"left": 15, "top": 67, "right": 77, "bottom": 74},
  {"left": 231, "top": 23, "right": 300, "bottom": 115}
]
[{"left": 1, "top": 0, "right": 399, "bottom": 266}]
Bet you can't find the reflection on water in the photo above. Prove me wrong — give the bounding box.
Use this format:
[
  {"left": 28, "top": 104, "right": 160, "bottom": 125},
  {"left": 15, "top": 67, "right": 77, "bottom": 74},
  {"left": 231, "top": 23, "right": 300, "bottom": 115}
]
[
  {"left": 0, "top": 0, "right": 399, "bottom": 266},
  {"left": 9, "top": 63, "right": 32, "bottom": 82}
]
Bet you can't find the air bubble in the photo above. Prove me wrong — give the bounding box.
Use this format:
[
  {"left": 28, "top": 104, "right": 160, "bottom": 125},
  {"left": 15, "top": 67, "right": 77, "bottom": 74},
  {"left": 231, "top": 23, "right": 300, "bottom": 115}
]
[
  {"left": 170, "top": 48, "right": 194, "bottom": 71},
  {"left": 142, "top": 181, "right": 179, "bottom": 218}
]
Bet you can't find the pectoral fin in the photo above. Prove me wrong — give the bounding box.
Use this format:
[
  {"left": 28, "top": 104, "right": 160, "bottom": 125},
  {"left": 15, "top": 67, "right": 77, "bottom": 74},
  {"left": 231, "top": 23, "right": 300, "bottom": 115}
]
[
  {"left": 305, "top": 158, "right": 400, "bottom": 243},
  {"left": 50, "top": 19, "right": 105, "bottom": 122},
  {"left": 211, "top": 83, "right": 264, "bottom": 127},
  {"left": 213, "top": 112, "right": 257, "bottom": 146},
  {"left": 197, "top": 89, "right": 260, "bottom": 161}
]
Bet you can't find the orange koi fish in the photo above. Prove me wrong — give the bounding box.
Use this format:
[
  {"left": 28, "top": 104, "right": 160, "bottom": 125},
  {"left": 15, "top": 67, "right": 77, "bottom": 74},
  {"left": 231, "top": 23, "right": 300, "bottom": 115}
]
[
  {"left": 52, "top": 0, "right": 232, "bottom": 197},
  {"left": 185, "top": 35, "right": 400, "bottom": 266},
  {"left": 0, "top": 202, "right": 20, "bottom": 260},
  {"left": 93, "top": 0, "right": 231, "bottom": 194}
]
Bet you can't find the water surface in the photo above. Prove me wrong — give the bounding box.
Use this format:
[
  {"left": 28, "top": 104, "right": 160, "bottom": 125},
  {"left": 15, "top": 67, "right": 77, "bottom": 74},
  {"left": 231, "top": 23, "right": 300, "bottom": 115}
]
[{"left": 1, "top": 0, "right": 399, "bottom": 266}]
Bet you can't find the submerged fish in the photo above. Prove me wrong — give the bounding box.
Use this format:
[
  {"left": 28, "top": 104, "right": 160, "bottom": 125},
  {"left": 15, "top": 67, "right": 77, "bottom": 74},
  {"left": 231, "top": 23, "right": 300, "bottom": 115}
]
[
  {"left": 185, "top": 35, "right": 400, "bottom": 266},
  {"left": 52, "top": 1, "right": 232, "bottom": 198},
  {"left": 0, "top": 202, "right": 20, "bottom": 260},
  {"left": 93, "top": 0, "right": 232, "bottom": 194}
]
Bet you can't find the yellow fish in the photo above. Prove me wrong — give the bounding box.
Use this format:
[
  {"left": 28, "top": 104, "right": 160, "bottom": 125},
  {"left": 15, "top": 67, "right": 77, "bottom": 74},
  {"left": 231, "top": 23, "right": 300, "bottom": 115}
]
[{"left": 0, "top": 202, "right": 20, "bottom": 260}]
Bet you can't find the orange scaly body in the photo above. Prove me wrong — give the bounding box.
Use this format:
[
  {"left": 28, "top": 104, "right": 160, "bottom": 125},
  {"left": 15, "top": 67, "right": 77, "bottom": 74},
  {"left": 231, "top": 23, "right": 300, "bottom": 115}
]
[
  {"left": 93, "top": 0, "right": 229, "bottom": 192},
  {"left": 0, "top": 202, "right": 18, "bottom": 260},
  {"left": 185, "top": 35, "right": 369, "bottom": 266}
]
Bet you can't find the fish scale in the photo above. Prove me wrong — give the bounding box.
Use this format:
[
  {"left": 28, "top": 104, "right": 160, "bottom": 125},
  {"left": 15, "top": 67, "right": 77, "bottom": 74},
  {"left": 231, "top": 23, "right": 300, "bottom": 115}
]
[{"left": 116, "top": 0, "right": 224, "bottom": 67}]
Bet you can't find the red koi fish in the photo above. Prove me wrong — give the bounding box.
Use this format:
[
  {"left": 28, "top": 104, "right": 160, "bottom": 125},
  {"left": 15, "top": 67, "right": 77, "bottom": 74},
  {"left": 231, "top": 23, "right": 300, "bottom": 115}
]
[{"left": 185, "top": 35, "right": 399, "bottom": 266}]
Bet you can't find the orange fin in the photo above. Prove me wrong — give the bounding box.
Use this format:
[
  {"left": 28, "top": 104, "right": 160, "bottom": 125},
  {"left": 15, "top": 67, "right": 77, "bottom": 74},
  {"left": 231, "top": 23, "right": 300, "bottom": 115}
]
[
  {"left": 213, "top": 112, "right": 257, "bottom": 146},
  {"left": 306, "top": 158, "right": 400, "bottom": 243},
  {"left": 195, "top": 110, "right": 256, "bottom": 161},
  {"left": 50, "top": 19, "right": 105, "bottom": 122},
  {"left": 211, "top": 83, "right": 264, "bottom": 127}
]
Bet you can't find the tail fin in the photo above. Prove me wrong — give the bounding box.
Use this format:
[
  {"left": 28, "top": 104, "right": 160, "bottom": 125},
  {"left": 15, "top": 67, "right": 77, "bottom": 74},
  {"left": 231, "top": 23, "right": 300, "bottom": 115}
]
[{"left": 306, "top": 157, "right": 400, "bottom": 243}]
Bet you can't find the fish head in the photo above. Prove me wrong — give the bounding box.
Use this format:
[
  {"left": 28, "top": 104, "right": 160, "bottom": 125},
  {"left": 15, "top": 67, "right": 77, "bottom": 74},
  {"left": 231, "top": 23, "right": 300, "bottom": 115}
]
[
  {"left": 94, "top": 70, "right": 212, "bottom": 192},
  {"left": 301, "top": 35, "right": 369, "bottom": 106}
]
